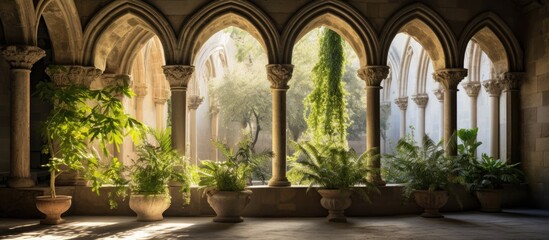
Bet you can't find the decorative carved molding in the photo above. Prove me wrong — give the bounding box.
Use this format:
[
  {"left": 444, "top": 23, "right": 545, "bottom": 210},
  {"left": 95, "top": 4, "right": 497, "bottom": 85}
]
[
  {"left": 482, "top": 79, "right": 503, "bottom": 97},
  {"left": 394, "top": 97, "right": 408, "bottom": 111},
  {"left": 45, "top": 65, "right": 102, "bottom": 88},
  {"left": 188, "top": 95, "right": 204, "bottom": 110},
  {"left": 134, "top": 84, "right": 148, "bottom": 97},
  {"left": 461, "top": 81, "right": 481, "bottom": 98},
  {"left": 0, "top": 45, "right": 45, "bottom": 69},
  {"left": 266, "top": 64, "right": 293, "bottom": 89},
  {"left": 162, "top": 65, "right": 194, "bottom": 91},
  {"left": 412, "top": 94, "right": 429, "bottom": 108},
  {"left": 432, "top": 68, "right": 468, "bottom": 89},
  {"left": 357, "top": 65, "right": 390, "bottom": 86},
  {"left": 99, "top": 74, "right": 132, "bottom": 89},
  {"left": 154, "top": 89, "right": 171, "bottom": 104},
  {"left": 433, "top": 88, "right": 444, "bottom": 102},
  {"left": 500, "top": 72, "right": 525, "bottom": 91}
]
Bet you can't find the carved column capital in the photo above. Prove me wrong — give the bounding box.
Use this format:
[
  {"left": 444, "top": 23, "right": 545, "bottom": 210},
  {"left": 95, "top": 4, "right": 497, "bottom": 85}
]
[
  {"left": 266, "top": 64, "right": 293, "bottom": 89},
  {"left": 1, "top": 45, "right": 45, "bottom": 69},
  {"left": 433, "top": 88, "right": 444, "bottom": 102},
  {"left": 162, "top": 65, "right": 194, "bottom": 91},
  {"left": 134, "top": 84, "right": 148, "bottom": 98},
  {"left": 210, "top": 105, "right": 220, "bottom": 115},
  {"left": 394, "top": 97, "right": 408, "bottom": 111},
  {"left": 461, "top": 81, "right": 481, "bottom": 98},
  {"left": 154, "top": 89, "right": 171, "bottom": 104},
  {"left": 499, "top": 72, "right": 525, "bottom": 91},
  {"left": 357, "top": 65, "right": 390, "bottom": 86},
  {"left": 433, "top": 68, "right": 468, "bottom": 89},
  {"left": 45, "top": 65, "right": 102, "bottom": 88},
  {"left": 188, "top": 95, "right": 204, "bottom": 110},
  {"left": 482, "top": 79, "right": 503, "bottom": 97},
  {"left": 99, "top": 74, "right": 132, "bottom": 89},
  {"left": 412, "top": 93, "right": 429, "bottom": 108}
]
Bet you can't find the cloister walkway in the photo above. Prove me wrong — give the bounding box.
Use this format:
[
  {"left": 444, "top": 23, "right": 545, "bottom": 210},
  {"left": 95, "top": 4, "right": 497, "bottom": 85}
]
[{"left": 1, "top": 209, "right": 548, "bottom": 239}]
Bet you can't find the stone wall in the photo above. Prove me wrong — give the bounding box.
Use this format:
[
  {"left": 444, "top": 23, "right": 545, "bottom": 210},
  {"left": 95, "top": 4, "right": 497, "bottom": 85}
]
[{"left": 521, "top": 2, "right": 549, "bottom": 209}]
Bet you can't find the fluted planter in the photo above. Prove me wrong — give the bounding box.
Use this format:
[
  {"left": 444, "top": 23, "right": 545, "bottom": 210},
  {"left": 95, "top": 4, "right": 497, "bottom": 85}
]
[
  {"left": 413, "top": 190, "right": 449, "bottom": 218},
  {"left": 476, "top": 189, "right": 503, "bottom": 212},
  {"left": 206, "top": 190, "right": 252, "bottom": 223},
  {"left": 317, "top": 189, "right": 352, "bottom": 222},
  {"left": 35, "top": 195, "right": 72, "bottom": 225},
  {"left": 129, "top": 194, "right": 171, "bottom": 221}
]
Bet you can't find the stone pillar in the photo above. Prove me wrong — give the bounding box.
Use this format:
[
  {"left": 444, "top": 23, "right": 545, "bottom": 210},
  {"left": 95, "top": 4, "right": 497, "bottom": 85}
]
[
  {"left": 412, "top": 94, "right": 429, "bottom": 145},
  {"left": 1, "top": 46, "right": 45, "bottom": 188},
  {"left": 433, "top": 69, "right": 468, "bottom": 156},
  {"left": 501, "top": 72, "right": 523, "bottom": 164},
  {"left": 394, "top": 97, "right": 408, "bottom": 139},
  {"left": 433, "top": 88, "right": 444, "bottom": 141},
  {"left": 45, "top": 65, "right": 102, "bottom": 186},
  {"left": 357, "top": 65, "right": 389, "bottom": 186},
  {"left": 162, "top": 65, "right": 194, "bottom": 155},
  {"left": 134, "top": 84, "right": 148, "bottom": 122},
  {"left": 188, "top": 95, "right": 203, "bottom": 165},
  {"left": 483, "top": 79, "right": 503, "bottom": 159},
  {"left": 154, "top": 89, "right": 170, "bottom": 130},
  {"left": 266, "top": 64, "right": 293, "bottom": 187},
  {"left": 210, "top": 105, "right": 220, "bottom": 161},
  {"left": 462, "top": 81, "right": 481, "bottom": 129}
]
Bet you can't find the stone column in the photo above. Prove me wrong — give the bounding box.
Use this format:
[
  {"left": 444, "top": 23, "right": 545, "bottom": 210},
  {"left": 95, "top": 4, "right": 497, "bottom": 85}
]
[
  {"left": 266, "top": 64, "right": 293, "bottom": 187},
  {"left": 1, "top": 46, "right": 45, "bottom": 188},
  {"left": 162, "top": 65, "right": 194, "bottom": 155},
  {"left": 210, "top": 105, "right": 220, "bottom": 161},
  {"left": 394, "top": 97, "right": 408, "bottom": 139},
  {"left": 134, "top": 84, "right": 148, "bottom": 122},
  {"left": 462, "top": 81, "right": 481, "bottom": 129},
  {"left": 483, "top": 79, "right": 503, "bottom": 159},
  {"left": 154, "top": 89, "right": 170, "bottom": 130},
  {"left": 433, "top": 88, "right": 444, "bottom": 141},
  {"left": 412, "top": 94, "right": 429, "bottom": 145},
  {"left": 188, "top": 95, "right": 203, "bottom": 165},
  {"left": 45, "top": 65, "right": 102, "bottom": 186},
  {"left": 501, "top": 72, "right": 523, "bottom": 164},
  {"left": 357, "top": 65, "right": 389, "bottom": 186},
  {"left": 433, "top": 69, "right": 468, "bottom": 156}
]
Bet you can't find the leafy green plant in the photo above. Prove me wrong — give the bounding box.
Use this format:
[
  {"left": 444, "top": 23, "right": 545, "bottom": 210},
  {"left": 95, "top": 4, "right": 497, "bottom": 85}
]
[
  {"left": 461, "top": 154, "right": 523, "bottom": 191},
  {"left": 384, "top": 135, "right": 453, "bottom": 201},
  {"left": 36, "top": 75, "right": 143, "bottom": 199},
  {"left": 290, "top": 140, "right": 378, "bottom": 200}
]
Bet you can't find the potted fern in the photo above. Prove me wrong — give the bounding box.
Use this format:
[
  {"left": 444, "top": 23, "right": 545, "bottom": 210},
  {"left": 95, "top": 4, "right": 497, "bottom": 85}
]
[
  {"left": 384, "top": 135, "right": 453, "bottom": 218},
  {"left": 35, "top": 76, "right": 143, "bottom": 225},
  {"left": 291, "top": 141, "right": 378, "bottom": 222},
  {"left": 198, "top": 135, "right": 271, "bottom": 223}
]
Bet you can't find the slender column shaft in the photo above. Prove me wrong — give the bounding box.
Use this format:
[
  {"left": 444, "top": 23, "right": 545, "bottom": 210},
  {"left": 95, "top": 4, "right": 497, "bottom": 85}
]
[
  {"left": 155, "top": 101, "right": 165, "bottom": 130},
  {"left": 483, "top": 79, "right": 503, "bottom": 159},
  {"left": 210, "top": 107, "right": 219, "bottom": 161},
  {"left": 136, "top": 97, "right": 144, "bottom": 122},
  {"left": 433, "top": 88, "right": 444, "bottom": 142},
  {"left": 189, "top": 109, "right": 198, "bottom": 165},
  {"left": 412, "top": 94, "right": 429, "bottom": 145},
  {"left": 462, "top": 81, "right": 481, "bottom": 129},
  {"left": 395, "top": 97, "right": 408, "bottom": 139},
  {"left": 471, "top": 97, "right": 478, "bottom": 128},
  {"left": 501, "top": 72, "right": 524, "bottom": 164}
]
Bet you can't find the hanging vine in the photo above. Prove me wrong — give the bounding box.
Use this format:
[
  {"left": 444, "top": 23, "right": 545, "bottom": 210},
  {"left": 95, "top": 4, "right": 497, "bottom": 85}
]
[{"left": 304, "top": 28, "right": 349, "bottom": 146}]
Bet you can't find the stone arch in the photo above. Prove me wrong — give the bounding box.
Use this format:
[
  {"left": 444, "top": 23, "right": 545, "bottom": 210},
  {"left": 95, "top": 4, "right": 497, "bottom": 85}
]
[
  {"left": 281, "top": 0, "right": 379, "bottom": 66},
  {"left": 399, "top": 42, "right": 413, "bottom": 97},
  {"left": 179, "top": 0, "right": 279, "bottom": 64},
  {"left": 0, "top": 0, "right": 35, "bottom": 45},
  {"left": 459, "top": 12, "right": 524, "bottom": 73},
  {"left": 416, "top": 49, "right": 430, "bottom": 94},
  {"left": 35, "top": 0, "right": 83, "bottom": 64},
  {"left": 82, "top": 0, "right": 177, "bottom": 69},
  {"left": 380, "top": 3, "right": 458, "bottom": 70}
]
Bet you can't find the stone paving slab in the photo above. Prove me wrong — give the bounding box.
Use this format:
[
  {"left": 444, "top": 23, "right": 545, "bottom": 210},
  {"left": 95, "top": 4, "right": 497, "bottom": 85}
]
[{"left": 0, "top": 209, "right": 548, "bottom": 239}]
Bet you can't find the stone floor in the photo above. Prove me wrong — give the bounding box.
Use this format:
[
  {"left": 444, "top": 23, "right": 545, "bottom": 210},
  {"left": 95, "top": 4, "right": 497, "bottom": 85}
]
[{"left": 1, "top": 209, "right": 548, "bottom": 239}]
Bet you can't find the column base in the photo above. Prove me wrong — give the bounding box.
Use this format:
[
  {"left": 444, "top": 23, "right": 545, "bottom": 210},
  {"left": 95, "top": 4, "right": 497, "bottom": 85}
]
[
  {"left": 268, "top": 177, "right": 291, "bottom": 187},
  {"left": 368, "top": 175, "right": 386, "bottom": 186},
  {"left": 7, "top": 177, "right": 35, "bottom": 188}
]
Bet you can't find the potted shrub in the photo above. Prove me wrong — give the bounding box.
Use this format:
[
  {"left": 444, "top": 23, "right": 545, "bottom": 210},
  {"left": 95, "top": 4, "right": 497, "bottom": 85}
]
[
  {"left": 384, "top": 135, "right": 453, "bottom": 218},
  {"left": 198, "top": 135, "right": 271, "bottom": 223},
  {"left": 118, "top": 128, "right": 191, "bottom": 221},
  {"left": 35, "top": 78, "right": 143, "bottom": 225},
  {"left": 291, "top": 141, "right": 378, "bottom": 222}
]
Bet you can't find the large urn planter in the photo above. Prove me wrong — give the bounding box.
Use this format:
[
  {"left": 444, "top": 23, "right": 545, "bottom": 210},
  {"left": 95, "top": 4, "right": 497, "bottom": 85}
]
[
  {"left": 206, "top": 190, "right": 252, "bottom": 223},
  {"left": 318, "top": 189, "right": 352, "bottom": 222},
  {"left": 35, "top": 195, "right": 72, "bottom": 225},
  {"left": 413, "top": 190, "right": 449, "bottom": 218},
  {"left": 129, "top": 194, "right": 171, "bottom": 221},
  {"left": 476, "top": 189, "right": 503, "bottom": 212}
]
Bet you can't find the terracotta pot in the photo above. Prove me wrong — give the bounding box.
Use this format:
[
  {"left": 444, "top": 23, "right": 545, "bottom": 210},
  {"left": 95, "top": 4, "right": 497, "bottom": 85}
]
[
  {"left": 413, "top": 190, "right": 449, "bottom": 218},
  {"left": 476, "top": 189, "right": 503, "bottom": 212},
  {"left": 206, "top": 190, "right": 252, "bottom": 223},
  {"left": 317, "top": 189, "right": 352, "bottom": 222},
  {"left": 129, "top": 194, "right": 171, "bottom": 221},
  {"left": 35, "top": 195, "right": 72, "bottom": 225}
]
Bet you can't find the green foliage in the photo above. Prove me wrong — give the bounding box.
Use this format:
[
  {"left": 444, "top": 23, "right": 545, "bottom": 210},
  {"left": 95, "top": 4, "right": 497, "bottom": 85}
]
[
  {"left": 36, "top": 73, "right": 144, "bottom": 199},
  {"left": 290, "top": 141, "right": 378, "bottom": 201},
  {"left": 383, "top": 134, "right": 453, "bottom": 201},
  {"left": 304, "top": 28, "right": 349, "bottom": 146},
  {"left": 198, "top": 134, "right": 273, "bottom": 192}
]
